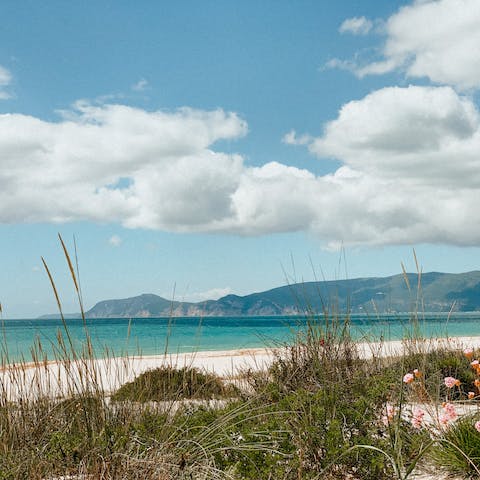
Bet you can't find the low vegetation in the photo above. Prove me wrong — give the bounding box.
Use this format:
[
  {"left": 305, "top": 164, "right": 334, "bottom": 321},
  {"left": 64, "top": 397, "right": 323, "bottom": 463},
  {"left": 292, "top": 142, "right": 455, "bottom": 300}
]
[
  {"left": 2, "top": 316, "right": 480, "bottom": 479},
  {"left": 111, "top": 365, "right": 239, "bottom": 401},
  {"left": 1, "top": 239, "right": 480, "bottom": 479}
]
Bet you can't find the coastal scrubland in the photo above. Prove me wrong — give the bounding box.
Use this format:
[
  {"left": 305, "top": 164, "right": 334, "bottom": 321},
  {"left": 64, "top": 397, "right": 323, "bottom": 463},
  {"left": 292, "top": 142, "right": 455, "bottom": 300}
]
[
  {"left": 1, "top": 241, "right": 480, "bottom": 479},
  {"left": 2, "top": 314, "right": 480, "bottom": 479}
]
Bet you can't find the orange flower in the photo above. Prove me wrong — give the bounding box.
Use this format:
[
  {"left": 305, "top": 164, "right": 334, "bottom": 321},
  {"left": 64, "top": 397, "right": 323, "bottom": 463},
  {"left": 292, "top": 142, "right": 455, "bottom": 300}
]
[
  {"left": 468, "top": 392, "right": 475, "bottom": 399},
  {"left": 474, "top": 379, "right": 480, "bottom": 388},
  {"left": 413, "top": 369, "right": 422, "bottom": 378}
]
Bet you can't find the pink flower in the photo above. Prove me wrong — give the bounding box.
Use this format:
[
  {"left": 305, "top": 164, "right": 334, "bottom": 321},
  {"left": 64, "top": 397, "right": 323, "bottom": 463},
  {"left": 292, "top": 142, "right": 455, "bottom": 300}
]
[
  {"left": 444, "top": 376, "right": 460, "bottom": 388},
  {"left": 439, "top": 402, "right": 458, "bottom": 427},
  {"left": 475, "top": 421, "right": 480, "bottom": 433},
  {"left": 411, "top": 408, "right": 425, "bottom": 429},
  {"left": 442, "top": 402, "right": 458, "bottom": 422},
  {"left": 403, "top": 373, "right": 414, "bottom": 384},
  {"left": 464, "top": 348, "right": 474, "bottom": 359},
  {"left": 471, "top": 360, "right": 479, "bottom": 367},
  {"left": 439, "top": 413, "right": 449, "bottom": 426}
]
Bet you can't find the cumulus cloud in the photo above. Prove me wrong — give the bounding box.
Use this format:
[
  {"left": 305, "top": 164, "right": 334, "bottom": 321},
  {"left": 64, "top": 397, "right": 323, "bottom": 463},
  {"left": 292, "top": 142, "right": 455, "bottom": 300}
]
[
  {"left": 288, "top": 85, "right": 480, "bottom": 246},
  {"left": 315, "top": 2, "right": 480, "bottom": 246},
  {"left": 0, "top": 102, "right": 247, "bottom": 227},
  {"left": 0, "top": 66, "right": 12, "bottom": 99},
  {"left": 382, "top": 0, "right": 480, "bottom": 89},
  {"left": 334, "top": 0, "right": 480, "bottom": 90},
  {"left": 310, "top": 85, "right": 480, "bottom": 182},
  {"left": 339, "top": 16, "right": 373, "bottom": 35},
  {"left": 2, "top": 91, "right": 480, "bottom": 247}
]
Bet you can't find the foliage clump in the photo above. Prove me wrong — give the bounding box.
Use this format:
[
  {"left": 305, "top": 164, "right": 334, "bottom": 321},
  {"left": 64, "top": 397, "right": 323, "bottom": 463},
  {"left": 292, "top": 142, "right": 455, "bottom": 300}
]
[
  {"left": 111, "top": 365, "right": 239, "bottom": 401},
  {"left": 431, "top": 414, "right": 480, "bottom": 477}
]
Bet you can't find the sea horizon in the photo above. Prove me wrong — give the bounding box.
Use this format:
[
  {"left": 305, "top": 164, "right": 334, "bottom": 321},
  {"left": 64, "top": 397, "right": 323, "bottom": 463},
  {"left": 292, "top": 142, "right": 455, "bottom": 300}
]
[{"left": 2, "top": 312, "right": 480, "bottom": 363}]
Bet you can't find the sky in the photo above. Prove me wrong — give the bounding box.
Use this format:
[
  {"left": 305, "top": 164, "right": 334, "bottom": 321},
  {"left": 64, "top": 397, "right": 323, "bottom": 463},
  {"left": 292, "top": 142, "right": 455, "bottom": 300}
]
[{"left": 1, "top": 0, "right": 480, "bottom": 318}]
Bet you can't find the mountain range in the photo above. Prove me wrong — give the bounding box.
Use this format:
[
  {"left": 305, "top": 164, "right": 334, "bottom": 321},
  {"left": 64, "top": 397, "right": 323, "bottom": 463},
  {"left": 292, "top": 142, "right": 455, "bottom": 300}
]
[{"left": 39, "top": 271, "right": 480, "bottom": 318}]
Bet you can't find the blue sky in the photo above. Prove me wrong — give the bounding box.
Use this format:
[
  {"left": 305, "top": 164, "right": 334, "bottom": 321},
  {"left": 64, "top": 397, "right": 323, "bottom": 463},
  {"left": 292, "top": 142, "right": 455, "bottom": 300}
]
[{"left": 1, "top": 0, "right": 480, "bottom": 317}]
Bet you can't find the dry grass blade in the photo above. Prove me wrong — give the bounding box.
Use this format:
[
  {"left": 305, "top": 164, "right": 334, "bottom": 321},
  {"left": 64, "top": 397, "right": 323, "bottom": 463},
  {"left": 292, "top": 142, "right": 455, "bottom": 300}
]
[
  {"left": 412, "top": 249, "right": 424, "bottom": 315},
  {"left": 58, "top": 233, "right": 85, "bottom": 318},
  {"left": 41, "top": 256, "right": 64, "bottom": 319},
  {"left": 401, "top": 262, "right": 411, "bottom": 292},
  {"left": 73, "top": 234, "right": 84, "bottom": 304},
  {"left": 58, "top": 233, "right": 79, "bottom": 293},
  {"left": 413, "top": 248, "right": 420, "bottom": 275},
  {"left": 41, "top": 255, "right": 77, "bottom": 360},
  {"left": 446, "top": 300, "right": 456, "bottom": 321}
]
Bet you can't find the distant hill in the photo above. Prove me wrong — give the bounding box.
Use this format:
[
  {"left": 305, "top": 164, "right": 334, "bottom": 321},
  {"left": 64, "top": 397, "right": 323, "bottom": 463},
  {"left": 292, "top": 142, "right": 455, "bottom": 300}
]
[{"left": 39, "top": 271, "right": 480, "bottom": 318}]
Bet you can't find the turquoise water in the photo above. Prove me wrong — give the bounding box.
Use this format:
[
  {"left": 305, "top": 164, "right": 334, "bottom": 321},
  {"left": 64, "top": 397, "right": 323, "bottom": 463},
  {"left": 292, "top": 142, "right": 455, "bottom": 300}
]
[{"left": 1, "top": 313, "right": 480, "bottom": 363}]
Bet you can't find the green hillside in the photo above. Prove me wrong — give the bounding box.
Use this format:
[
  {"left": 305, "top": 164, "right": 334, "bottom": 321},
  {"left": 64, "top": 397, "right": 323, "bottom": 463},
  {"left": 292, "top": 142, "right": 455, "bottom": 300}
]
[{"left": 78, "top": 271, "right": 480, "bottom": 317}]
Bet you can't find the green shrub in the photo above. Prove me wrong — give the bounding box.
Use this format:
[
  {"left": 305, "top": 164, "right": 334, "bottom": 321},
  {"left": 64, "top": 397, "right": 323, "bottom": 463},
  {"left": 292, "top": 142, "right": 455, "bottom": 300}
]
[
  {"left": 111, "top": 366, "right": 239, "bottom": 402},
  {"left": 431, "top": 414, "right": 480, "bottom": 477},
  {"left": 394, "top": 348, "right": 476, "bottom": 401}
]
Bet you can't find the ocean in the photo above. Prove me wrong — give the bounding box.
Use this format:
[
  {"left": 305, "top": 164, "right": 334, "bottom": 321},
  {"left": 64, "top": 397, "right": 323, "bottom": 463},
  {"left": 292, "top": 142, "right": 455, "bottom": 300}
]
[{"left": 1, "top": 313, "right": 480, "bottom": 363}]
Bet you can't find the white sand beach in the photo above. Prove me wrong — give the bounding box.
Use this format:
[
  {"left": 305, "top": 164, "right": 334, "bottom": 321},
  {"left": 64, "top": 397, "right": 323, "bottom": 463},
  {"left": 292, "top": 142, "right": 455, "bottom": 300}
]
[{"left": 2, "top": 335, "right": 480, "bottom": 401}]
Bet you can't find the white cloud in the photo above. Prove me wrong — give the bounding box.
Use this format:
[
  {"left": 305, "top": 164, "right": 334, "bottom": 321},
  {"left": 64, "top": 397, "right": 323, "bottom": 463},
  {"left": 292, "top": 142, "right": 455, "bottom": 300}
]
[
  {"left": 108, "top": 234, "right": 122, "bottom": 247},
  {"left": 383, "top": 0, "right": 480, "bottom": 89},
  {"left": 0, "top": 66, "right": 12, "bottom": 99},
  {"left": 2, "top": 92, "right": 480, "bottom": 247},
  {"left": 288, "top": 85, "right": 480, "bottom": 247},
  {"left": 0, "top": 102, "right": 247, "bottom": 227},
  {"left": 228, "top": 162, "right": 319, "bottom": 235},
  {"left": 324, "top": 58, "right": 357, "bottom": 74},
  {"left": 310, "top": 85, "right": 480, "bottom": 181},
  {"left": 187, "top": 287, "right": 233, "bottom": 302},
  {"left": 339, "top": 16, "right": 373, "bottom": 35},
  {"left": 335, "top": 0, "right": 480, "bottom": 90},
  {"left": 353, "top": 59, "right": 399, "bottom": 78},
  {"left": 282, "top": 129, "right": 311, "bottom": 146},
  {"left": 132, "top": 78, "right": 148, "bottom": 91}
]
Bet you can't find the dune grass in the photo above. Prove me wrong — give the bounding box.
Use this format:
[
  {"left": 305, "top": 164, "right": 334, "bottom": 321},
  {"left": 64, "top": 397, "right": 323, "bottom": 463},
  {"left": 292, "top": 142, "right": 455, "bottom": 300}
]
[
  {"left": 1, "top": 239, "right": 480, "bottom": 479},
  {"left": 2, "top": 315, "right": 480, "bottom": 479}
]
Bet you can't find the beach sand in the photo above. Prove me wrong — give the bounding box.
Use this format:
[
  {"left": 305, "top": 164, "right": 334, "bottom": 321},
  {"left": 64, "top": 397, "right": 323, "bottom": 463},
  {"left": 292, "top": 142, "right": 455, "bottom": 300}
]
[{"left": 2, "top": 335, "right": 480, "bottom": 401}]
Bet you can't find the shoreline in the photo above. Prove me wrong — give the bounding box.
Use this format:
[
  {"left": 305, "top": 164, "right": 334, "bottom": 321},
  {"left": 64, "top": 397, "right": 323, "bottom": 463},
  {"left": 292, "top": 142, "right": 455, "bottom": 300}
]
[
  {"left": 7, "top": 334, "right": 480, "bottom": 370},
  {"left": 3, "top": 335, "right": 480, "bottom": 401}
]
